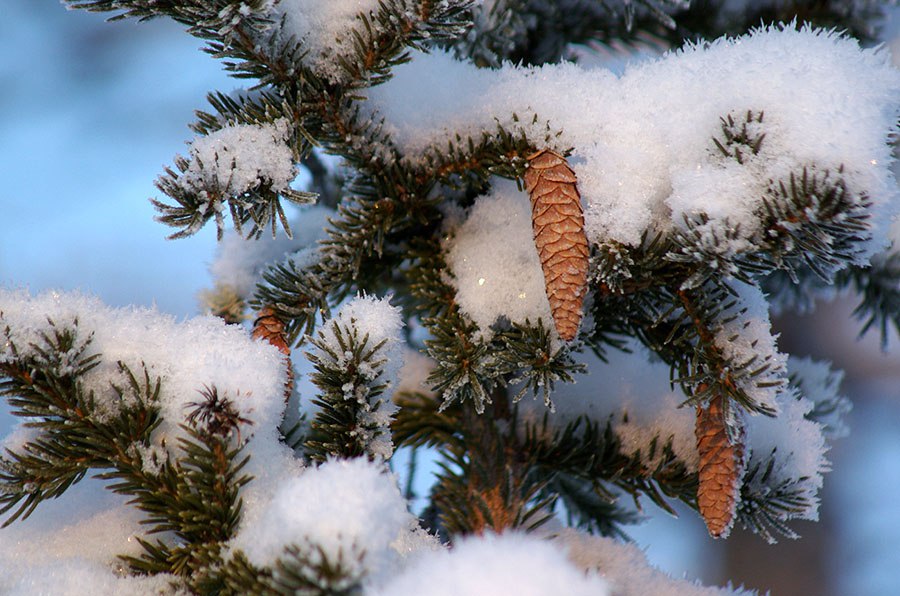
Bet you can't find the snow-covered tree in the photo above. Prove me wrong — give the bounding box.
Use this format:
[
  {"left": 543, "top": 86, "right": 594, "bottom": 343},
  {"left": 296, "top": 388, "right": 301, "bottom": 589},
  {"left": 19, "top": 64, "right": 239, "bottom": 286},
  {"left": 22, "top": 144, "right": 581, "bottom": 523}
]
[{"left": 2, "top": 1, "right": 899, "bottom": 593}]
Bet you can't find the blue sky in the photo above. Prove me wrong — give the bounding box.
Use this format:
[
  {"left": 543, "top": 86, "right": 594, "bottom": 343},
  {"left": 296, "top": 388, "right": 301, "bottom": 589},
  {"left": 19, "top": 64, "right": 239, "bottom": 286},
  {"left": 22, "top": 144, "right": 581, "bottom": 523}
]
[{"left": 0, "top": 2, "right": 229, "bottom": 316}]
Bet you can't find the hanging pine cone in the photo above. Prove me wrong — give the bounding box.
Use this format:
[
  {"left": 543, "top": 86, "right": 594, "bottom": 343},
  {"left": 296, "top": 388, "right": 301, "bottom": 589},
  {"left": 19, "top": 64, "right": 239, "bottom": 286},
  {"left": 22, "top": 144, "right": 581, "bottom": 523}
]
[
  {"left": 252, "top": 306, "right": 294, "bottom": 402},
  {"left": 523, "top": 149, "right": 589, "bottom": 342},
  {"left": 695, "top": 390, "right": 746, "bottom": 538}
]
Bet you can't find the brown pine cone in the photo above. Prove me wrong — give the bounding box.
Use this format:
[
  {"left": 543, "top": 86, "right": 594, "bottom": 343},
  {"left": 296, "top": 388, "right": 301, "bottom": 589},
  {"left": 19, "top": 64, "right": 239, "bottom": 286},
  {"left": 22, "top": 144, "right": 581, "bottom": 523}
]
[
  {"left": 523, "top": 149, "right": 589, "bottom": 342},
  {"left": 252, "top": 306, "right": 294, "bottom": 402},
  {"left": 695, "top": 390, "right": 746, "bottom": 538}
]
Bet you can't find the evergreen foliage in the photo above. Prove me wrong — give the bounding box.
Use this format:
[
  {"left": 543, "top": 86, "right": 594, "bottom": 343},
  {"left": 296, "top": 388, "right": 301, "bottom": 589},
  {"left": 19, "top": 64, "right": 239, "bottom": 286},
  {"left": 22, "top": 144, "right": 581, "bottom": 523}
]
[
  {"left": 305, "top": 319, "right": 394, "bottom": 461},
  {"left": 3, "top": 0, "right": 900, "bottom": 593}
]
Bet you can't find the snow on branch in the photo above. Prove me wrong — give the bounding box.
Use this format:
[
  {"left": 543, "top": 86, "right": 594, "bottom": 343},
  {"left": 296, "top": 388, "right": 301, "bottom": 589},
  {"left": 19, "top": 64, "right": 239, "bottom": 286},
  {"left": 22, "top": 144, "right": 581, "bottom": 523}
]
[
  {"left": 366, "top": 25, "right": 900, "bottom": 264},
  {"left": 372, "top": 531, "right": 612, "bottom": 596},
  {"left": 443, "top": 180, "right": 553, "bottom": 340},
  {"left": 268, "top": 0, "right": 472, "bottom": 84},
  {"left": 0, "top": 289, "right": 295, "bottom": 489},
  {"left": 153, "top": 119, "right": 314, "bottom": 240},
  {"left": 232, "top": 457, "right": 429, "bottom": 586}
]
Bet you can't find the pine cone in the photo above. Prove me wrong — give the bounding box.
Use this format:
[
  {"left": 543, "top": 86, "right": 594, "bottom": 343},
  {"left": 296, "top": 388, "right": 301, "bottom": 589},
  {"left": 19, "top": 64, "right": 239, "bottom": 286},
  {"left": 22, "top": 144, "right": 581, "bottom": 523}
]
[
  {"left": 523, "top": 149, "right": 589, "bottom": 342},
  {"left": 695, "top": 390, "right": 746, "bottom": 538},
  {"left": 252, "top": 307, "right": 294, "bottom": 402}
]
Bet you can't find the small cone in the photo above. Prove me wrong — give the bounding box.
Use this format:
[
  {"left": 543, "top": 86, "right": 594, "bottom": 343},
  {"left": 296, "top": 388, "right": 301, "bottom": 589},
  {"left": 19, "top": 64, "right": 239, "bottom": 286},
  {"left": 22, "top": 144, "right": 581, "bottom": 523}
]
[
  {"left": 695, "top": 390, "right": 745, "bottom": 538},
  {"left": 252, "top": 307, "right": 294, "bottom": 402},
  {"left": 523, "top": 149, "right": 589, "bottom": 341}
]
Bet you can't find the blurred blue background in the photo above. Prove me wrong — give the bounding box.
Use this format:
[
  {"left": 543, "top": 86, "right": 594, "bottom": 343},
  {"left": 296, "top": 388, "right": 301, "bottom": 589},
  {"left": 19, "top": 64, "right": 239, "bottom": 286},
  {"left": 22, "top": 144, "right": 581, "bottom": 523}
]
[
  {"left": 0, "top": 1, "right": 226, "bottom": 316},
  {"left": 1, "top": 2, "right": 900, "bottom": 594}
]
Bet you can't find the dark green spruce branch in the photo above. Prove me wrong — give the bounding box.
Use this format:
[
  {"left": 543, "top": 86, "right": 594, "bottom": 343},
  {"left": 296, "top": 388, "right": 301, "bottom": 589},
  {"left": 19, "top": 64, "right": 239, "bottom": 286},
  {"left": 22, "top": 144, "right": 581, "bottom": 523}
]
[
  {"left": 190, "top": 90, "right": 316, "bottom": 163},
  {"left": 453, "top": 0, "right": 686, "bottom": 67},
  {"left": 64, "top": 0, "right": 273, "bottom": 71},
  {"left": 0, "top": 319, "right": 273, "bottom": 590},
  {"left": 304, "top": 320, "right": 394, "bottom": 462},
  {"left": 405, "top": 237, "right": 498, "bottom": 413},
  {"left": 755, "top": 165, "right": 871, "bottom": 281},
  {"left": 412, "top": 119, "right": 551, "bottom": 190},
  {"left": 671, "top": 285, "right": 781, "bottom": 417},
  {"left": 118, "top": 419, "right": 252, "bottom": 584},
  {"left": 523, "top": 411, "right": 816, "bottom": 543},
  {"left": 594, "top": 278, "right": 779, "bottom": 418},
  {"left": 736, "top": 450, "right": 816, "bottom": 544},
  {"left": 253, "top": 182, "right": 442, "bottom": 342},
  {"left": 0, "top": 322, "right": 158, "bottom": 526},
  {"left": 194, "top": 540, "right": 365, "bottom": 595},
  {"left": 432, "top": 398, "right": 554, "bottom": 538},
  {"left": 523, "top": 414, "right": 696, "bottom": 533},
  {"left": 392, "top": 389, "right": 463, "bottom": 452},
  {"left": 712, "top": 109, "right": 766, "bottom": 165},
  {"left": 844, "top": 251, "right": 900, "bottom": 349},
  {"left": 330, "top": 0, "right": 473, "bottom": 88},
  {"left": 493, "top": 320, "right": 586, "bottom": 406}
]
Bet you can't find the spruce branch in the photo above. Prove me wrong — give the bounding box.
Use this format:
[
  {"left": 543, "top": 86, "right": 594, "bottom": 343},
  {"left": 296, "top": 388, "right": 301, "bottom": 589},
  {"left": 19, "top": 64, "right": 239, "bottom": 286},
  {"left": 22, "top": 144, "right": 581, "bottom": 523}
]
[
  {"left": 764, "top": 251, "right": 900, "bottom": 349},
  {"left": 454, "top": 0, "right": 687, "bottom": 66},
  {"left": 735, "top": 450, "right": 813, "bottom": 544},
  {"left": 672, "top": 286, "right": 781, "bottom": 417},
  {"left": 269, "top": 543, "right": 365, "bottom": 596},
  {"left": 493, "top": 320, "right": 586, "bottom": 407},
  {"left": 113, "top": 390, "right": 253, "bottom": 585},
  {"left": 327, "top": 0, "right": 473, "bottom": 89},
  {"left": 64, "top": 0, "right": 272, "bottom": 31},
  {"left": 193, "top": 541, "right": 366, "bottom": 596},
  {"left": 64, "top": 0, "right": 276, "bottom": 82},
  {"left": 406, "top": 235, "right": 585, "bottom": 413},
  {"left": 601, "top": 280, "right": 781, "bottom": 418},
  {"left": 671, "top": 111, "right": 871, "bottom": 288},
  {"left": 524, "top": 415, "right": 697, "bottom": 523},
  {"left": 254, "top": 177, "right": 442, "bottom": 343},
  {"left": 393, "top": 389, "right": 463, "bottom": 451},
  {"left": 304, "top": 320, "right": 395, "bottom": 462},
  {"left": 0, "top": 316, "right": 260, "bottom": 588},
  {"left": 544, "top": 472, "right": 643, "bottom": 541},
  {"left": 151, "top": 128, "right": 315, "bottom": 241},
  {"left": 191, "top": 90, "right": 311, "bottom": 149},
  {"left": 433, "top": 402, "right": 554, "bottom": 537},
  {"left": 0, "top": 322, "right": 159, "bottom": 527},
  {"left": 415, "top": 121, "right": 543, "bottom": 190},
  {"left": 756, "top": 166, "right": 871, "bottom": 282},
  {"left": 668, "top": 212, "right": 766, "bottom": 289},
  {"left": 425, "top": 317, "right": 495, "bottom": 415},
  {"left": 199, "top": 550, "right": 274, "bottom": 595},
  {"left": 592, "top": 232, "right": 671, "bottom": 296},
  {"left": 712, "top": 110, "right": 766, "bottom": 165},
  {"left": 844, "top": 251, "right": 900, "bottom": 349}
]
